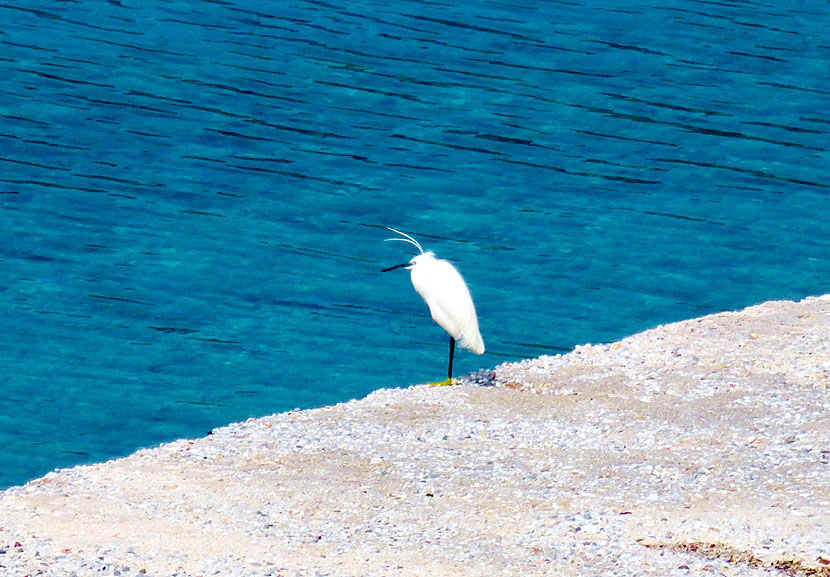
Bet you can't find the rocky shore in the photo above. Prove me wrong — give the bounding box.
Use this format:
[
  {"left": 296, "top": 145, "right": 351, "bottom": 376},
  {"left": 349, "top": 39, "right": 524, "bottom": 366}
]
[{"left": 1, "top": 296, "right": 828, "bottom": 576}]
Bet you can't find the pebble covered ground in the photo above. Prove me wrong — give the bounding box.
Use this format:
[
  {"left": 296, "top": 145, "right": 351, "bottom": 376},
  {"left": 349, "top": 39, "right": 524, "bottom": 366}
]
[{"left": 1, "top": 296, "right": 828, "bottom": 576}]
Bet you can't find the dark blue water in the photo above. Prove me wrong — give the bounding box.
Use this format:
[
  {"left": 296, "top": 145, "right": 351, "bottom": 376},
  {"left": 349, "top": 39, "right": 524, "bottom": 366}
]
[{"left": 1, "top": 0, "right": 828, "bottom": 488}]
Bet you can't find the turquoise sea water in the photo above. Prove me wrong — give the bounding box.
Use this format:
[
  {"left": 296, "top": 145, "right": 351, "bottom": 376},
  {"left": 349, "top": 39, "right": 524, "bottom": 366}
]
[{"left": 1, "top": 1, "right": 828, "bottom": 488}]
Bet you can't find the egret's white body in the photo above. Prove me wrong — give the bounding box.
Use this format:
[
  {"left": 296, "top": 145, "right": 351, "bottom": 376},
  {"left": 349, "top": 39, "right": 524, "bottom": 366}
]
[
  {"left": 383, "top": 228, "right": 484, "bottom": 379},
  {"left": 408, "top": 252, "right": 485, "bottom": 355}
]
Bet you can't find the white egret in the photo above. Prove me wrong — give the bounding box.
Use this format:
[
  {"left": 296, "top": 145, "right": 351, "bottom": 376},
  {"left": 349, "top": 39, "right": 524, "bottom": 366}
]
[{"left": 382, "top": 228, "right": 484, "bottom": 382}]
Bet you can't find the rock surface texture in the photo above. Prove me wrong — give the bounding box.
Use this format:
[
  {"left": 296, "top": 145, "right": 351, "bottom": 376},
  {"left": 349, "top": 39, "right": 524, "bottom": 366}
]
[{"left": 1, "top": 296, "right": 828, "bottom": 576}]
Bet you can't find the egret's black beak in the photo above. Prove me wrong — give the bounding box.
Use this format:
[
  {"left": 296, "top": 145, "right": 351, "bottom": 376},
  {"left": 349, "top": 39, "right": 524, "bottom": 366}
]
[{"left": 382, "top": 262, "right": 408, "bottom": 272}]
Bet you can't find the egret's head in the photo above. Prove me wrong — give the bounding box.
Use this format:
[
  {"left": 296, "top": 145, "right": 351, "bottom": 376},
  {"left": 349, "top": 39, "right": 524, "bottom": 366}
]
[
  {"left": 406, "top": 251, "right": 436, "bottom": 269},
  {"left": 382, "top": 227, "right": 430, "bottom": 272}
]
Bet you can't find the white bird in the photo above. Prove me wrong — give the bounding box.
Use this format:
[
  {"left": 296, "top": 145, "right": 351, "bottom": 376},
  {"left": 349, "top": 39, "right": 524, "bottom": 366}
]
[{"left": 382, "top": 228, "right": 484, "bottom": 381}]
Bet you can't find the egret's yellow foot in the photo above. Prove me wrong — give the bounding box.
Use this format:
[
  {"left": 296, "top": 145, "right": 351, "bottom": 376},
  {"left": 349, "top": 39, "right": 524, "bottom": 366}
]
[{"left": 428, "top": 378, "right": 458, "bottom": 387}]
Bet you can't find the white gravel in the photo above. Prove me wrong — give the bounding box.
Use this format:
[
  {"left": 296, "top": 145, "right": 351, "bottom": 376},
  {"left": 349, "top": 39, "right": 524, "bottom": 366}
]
[{"left": 1, "top": 295, "right": 828, "bottom": 576}]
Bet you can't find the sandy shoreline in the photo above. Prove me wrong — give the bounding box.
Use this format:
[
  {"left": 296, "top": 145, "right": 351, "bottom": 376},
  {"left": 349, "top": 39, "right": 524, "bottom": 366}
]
[{"left": 1, "top": 296, "right": 828, "bottom": 576}]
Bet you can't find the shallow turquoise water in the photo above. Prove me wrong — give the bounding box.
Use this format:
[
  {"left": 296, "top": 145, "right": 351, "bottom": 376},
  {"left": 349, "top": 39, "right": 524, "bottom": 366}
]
[{"left": 1, "top": 1, "right": 828, "bottom": 488}]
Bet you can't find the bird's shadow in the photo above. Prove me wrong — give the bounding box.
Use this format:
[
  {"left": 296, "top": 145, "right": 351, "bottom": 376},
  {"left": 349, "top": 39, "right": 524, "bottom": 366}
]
[{"left": 457, "top": 369, "right": 498, "bottom": 387}]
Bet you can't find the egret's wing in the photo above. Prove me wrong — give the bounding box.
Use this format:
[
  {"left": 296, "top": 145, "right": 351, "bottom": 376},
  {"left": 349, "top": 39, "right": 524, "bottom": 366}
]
[{"left": 411, "top": 258, "right": 484, "bottom": 354}]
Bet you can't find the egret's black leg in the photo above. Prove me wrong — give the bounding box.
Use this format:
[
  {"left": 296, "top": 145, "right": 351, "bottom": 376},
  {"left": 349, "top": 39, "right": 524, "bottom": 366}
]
[{"left": 448, "top": 336, "right": 455, "bottom": 380}]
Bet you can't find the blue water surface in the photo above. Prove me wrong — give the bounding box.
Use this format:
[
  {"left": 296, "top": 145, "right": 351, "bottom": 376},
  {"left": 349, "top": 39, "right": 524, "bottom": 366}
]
[{"left": 1, "top": 0, "right": 828, "bottom": 488}]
